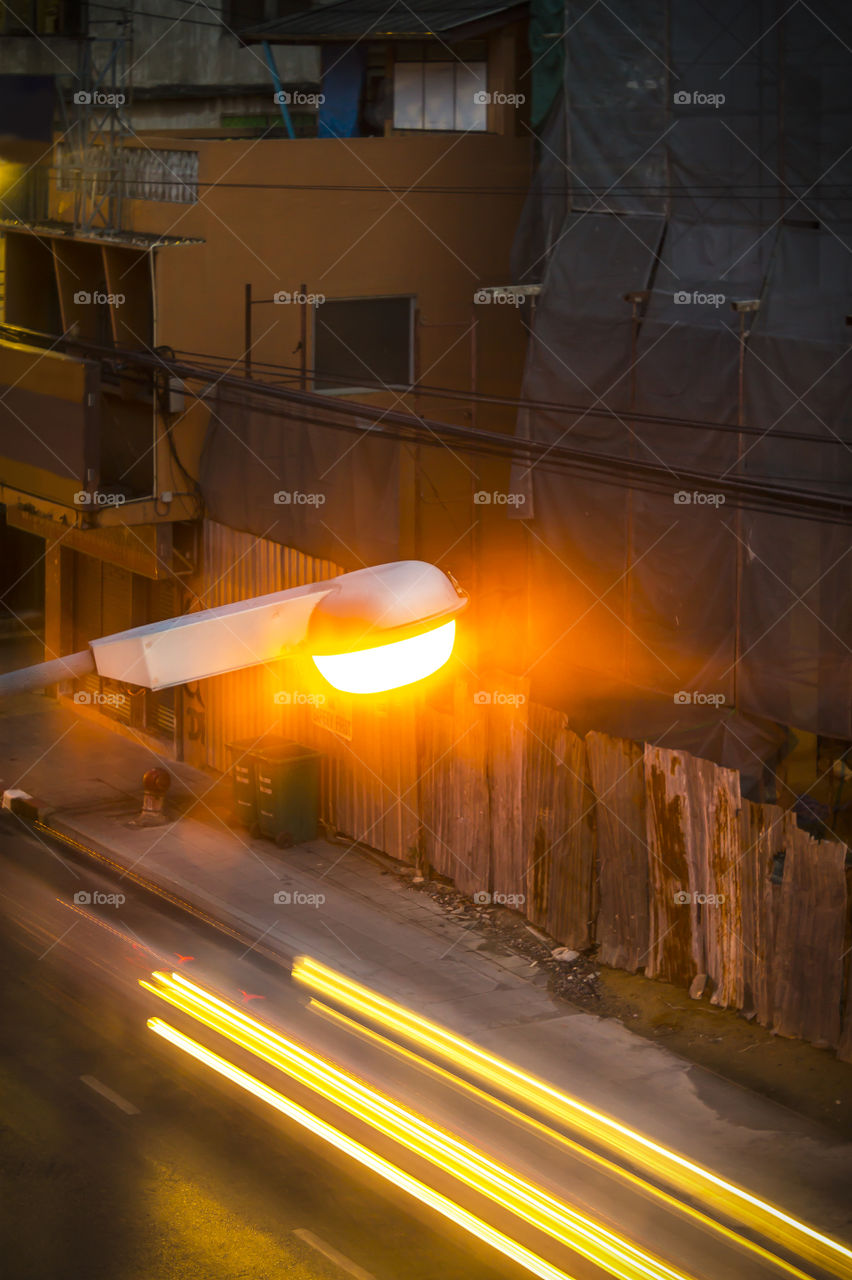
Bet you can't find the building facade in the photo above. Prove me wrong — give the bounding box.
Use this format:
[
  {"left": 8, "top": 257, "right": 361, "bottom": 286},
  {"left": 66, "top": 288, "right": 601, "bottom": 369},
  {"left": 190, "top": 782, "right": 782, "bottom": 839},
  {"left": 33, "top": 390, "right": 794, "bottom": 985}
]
[{"left": 0, "top": 0, "right": 533, "bottom": 764}]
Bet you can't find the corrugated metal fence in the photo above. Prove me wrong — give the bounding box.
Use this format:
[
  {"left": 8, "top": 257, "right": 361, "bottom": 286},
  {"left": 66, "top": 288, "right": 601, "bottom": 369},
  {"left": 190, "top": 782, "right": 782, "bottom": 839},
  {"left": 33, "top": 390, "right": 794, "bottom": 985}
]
[
  {"left": 198, "top": 522, "right": 421, "bottom": 859},
  {"left": 197, "top": 523, "right": 851, "bottom": 1059}
]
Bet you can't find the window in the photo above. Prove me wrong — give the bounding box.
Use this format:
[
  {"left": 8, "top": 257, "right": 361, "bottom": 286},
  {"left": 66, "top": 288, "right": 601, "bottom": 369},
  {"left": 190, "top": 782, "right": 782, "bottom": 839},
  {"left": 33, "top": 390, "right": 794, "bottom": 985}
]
[
  {"left": 313, "top": 296, "right": 413, "bottom": 391},
  {"left": 1, "top": 0, "right": 86, "bottom": 36},
  {"left": 393, "top": 61, "right": 487, "bottom": 131}
]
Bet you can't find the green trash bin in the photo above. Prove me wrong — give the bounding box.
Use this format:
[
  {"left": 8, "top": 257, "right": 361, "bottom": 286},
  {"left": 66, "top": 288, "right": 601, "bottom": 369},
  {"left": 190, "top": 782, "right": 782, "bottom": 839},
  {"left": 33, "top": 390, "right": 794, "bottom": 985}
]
[
  {"left": 255, "top": 741, "right": 323, "bottom": 848},
  {"left": 227, "top": 737, "right": 262, "bottom": 831}
]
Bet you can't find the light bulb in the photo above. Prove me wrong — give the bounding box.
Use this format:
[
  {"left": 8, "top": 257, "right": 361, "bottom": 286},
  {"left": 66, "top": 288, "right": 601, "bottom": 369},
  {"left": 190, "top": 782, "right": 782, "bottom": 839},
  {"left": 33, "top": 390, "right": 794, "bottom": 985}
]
[{"left": 312, "top": 620, "right": 456, "bottom": 694}]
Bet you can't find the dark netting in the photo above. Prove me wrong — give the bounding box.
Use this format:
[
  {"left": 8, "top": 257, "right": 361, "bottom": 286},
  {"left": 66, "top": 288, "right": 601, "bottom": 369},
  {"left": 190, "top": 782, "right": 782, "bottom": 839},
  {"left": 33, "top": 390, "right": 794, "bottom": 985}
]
[
  {"left": 510, "top": 0, "right": 852, "bottom": 775},
  {"left": 199, "top": 387, "right": 400, "bottom": 569}
]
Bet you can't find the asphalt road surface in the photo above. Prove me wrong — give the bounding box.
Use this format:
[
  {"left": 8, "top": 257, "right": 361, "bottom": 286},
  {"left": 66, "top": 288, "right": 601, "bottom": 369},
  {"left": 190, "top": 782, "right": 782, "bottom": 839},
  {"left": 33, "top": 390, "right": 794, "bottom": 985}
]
[
  {"left": 0, "top": 817, "right": 847, "bottom": 1280},
  {"left": 0, "top": 823, "right": 519, "bottom": 1280}
]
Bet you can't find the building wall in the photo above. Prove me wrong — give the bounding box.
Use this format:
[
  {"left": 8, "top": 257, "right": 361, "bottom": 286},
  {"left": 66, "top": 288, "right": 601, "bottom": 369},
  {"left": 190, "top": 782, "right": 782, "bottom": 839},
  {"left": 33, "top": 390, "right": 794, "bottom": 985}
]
[
  {"left": 3, "top": 111, "right": 533, "bottom": 748},
  {"left": 0, "top": 2, "right": 317, "bottom": 131},
  {"left": 50, "top": 134, "right": 531, "bottom": 417},
  {"left": 46, "top": 130, "right": 533, "bottom": 620}
]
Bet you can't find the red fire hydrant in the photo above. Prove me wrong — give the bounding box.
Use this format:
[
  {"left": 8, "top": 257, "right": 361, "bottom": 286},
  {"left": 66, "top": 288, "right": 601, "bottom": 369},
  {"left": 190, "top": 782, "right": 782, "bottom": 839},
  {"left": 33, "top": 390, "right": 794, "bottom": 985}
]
[{"left": 135, "top": 767, "right": 171, "bottom": 827}]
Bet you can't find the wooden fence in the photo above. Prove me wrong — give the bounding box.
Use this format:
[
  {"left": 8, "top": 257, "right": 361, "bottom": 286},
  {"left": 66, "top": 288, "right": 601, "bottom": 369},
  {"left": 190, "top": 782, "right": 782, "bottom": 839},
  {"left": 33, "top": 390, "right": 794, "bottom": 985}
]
[
  {"left": 195, "top": 527, "right": 851, "bottom": 1057},
  {"left": 268, "top": 672, "right": 850, "bottom": 1061}
]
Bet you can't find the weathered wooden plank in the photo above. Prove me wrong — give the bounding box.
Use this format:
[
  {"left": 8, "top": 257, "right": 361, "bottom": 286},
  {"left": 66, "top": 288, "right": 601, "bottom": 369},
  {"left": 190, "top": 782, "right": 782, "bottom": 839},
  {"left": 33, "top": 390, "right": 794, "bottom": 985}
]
[
  {"left": 377, "top": 697, "right": 420, "bottom": 860},
  {"left": 419, "top": 679, "right": 490, "bottom": 896},
  {"left": 523, "top": 705, "right": 553, "bottom": 931},
  {"left": 398, "top": 696, "right": 422, "bottom": 863},
  {"left": 690, "top": 755, "right": 742, "bottom": 1008},
  {"left": 644, "top": 746, "right": 694, "bottom": 984},
  {"left": 586, "top": 731, "right": 648, "bottom": 971},
  {"left": 771, "top": 815, "right": 847, "bottom": 1047},
  {"left": 839, "top": 948, "right": 852, "bottom": 1064},
  {"left": 738, "top": 800, "right": 785, "bottom": 1026},
  {"left": 450, "top": 678, "right": 491, "bottom": 897},
  {"left": 644, "top": 747, "right": 742, "bottom": 998},
  {"left": 488, "top": 675, "right": 530, "bottom": 906},
  {"left": 417, "top": 703, "right": 453, "bottom": 878},
  {"left": 524, "top": 708, "right": 595, "bottom": 948}
]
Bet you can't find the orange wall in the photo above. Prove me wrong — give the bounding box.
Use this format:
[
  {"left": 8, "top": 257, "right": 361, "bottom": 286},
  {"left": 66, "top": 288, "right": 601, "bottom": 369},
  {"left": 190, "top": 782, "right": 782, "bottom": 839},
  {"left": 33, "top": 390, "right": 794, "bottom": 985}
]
[
  {"left": 45, "top": 133, "right": 534, "bottom": 665},
  {"left": 52, "top": 134, "right": 532, "bottom": 425}
]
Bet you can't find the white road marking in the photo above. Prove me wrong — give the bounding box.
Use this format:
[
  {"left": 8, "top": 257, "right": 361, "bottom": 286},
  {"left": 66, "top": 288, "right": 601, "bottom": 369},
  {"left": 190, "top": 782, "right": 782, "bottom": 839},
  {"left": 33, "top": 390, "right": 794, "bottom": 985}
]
[
  {"left": 79, "top": 1075, "right": 140, "bottom": 1115},
  {"left": 293, "top": 1229, "right": 377, "bottom": 1280}
]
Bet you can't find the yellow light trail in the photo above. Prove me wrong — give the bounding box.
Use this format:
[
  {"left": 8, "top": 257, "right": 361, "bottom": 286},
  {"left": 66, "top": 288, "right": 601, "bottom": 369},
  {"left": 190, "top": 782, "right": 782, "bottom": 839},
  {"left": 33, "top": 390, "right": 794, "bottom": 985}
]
[
  {"left": 142, "top": 971, "right": 693, "bottom": 1280},
  {"left": 307, "top": 996, "right": 818, "bottom": 1280},
  {"left": 292, "top": 956, "right": 852, "bottom": 1280},
  {"left": 147, "top": 1017, "right": 575, "bottom": 1280}
]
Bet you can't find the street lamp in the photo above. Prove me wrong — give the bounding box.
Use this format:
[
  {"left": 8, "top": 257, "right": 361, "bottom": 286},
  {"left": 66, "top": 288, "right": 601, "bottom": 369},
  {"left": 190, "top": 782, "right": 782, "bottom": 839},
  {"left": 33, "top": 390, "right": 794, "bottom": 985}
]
[{"left": 0, "top": 561, "right": 467, "bottom": 697}]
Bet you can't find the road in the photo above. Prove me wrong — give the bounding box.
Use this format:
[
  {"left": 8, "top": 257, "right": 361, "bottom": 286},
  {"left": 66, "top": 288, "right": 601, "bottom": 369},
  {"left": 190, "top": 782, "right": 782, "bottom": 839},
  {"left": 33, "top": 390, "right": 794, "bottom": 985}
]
[
  {"left": 0, "top": 825, "right": 516, "bottom": 1280},
  {"left": 0, "top": 817, "right": 848, "bottom": 1280}
]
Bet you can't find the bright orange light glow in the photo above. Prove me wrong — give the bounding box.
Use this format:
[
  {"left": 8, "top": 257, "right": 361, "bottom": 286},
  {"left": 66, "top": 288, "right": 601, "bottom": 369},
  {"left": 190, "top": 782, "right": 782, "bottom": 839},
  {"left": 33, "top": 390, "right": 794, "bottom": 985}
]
[
  {"left": 142, "top": 972, "right": 690, "bottom": 1280},
  {"left": 146, "top": 1016, "right": 576, "bottom": 1280},
  {"left": 311, "top": 620, "right": 455, "bottom": 694},
  {"left": 0, "top": 162, "right": 24, "bottom": 198},
  {"left": 292, "top": 957, "right": 852, "bottom": 1280}
]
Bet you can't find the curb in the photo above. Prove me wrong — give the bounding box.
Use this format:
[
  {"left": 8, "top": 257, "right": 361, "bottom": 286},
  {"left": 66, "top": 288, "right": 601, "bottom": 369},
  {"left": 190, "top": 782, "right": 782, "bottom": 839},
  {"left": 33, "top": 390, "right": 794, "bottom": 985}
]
[{"left": 32, "top": 813, "right": 293, "bottom": 972}]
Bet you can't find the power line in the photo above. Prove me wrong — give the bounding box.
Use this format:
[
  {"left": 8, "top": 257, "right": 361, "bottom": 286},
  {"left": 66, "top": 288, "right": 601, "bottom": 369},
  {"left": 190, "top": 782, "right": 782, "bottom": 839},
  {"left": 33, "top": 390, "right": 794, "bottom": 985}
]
[
  {"left": 41, "top": 162, "right": 852, "bottom": 198},
  {"left": 172, "top": 346, "right": 852, "bottom": 452},
  {"left": 23, "top": 331, "right": 848, "bottom": 525},
  {"left": 3, "top": 321, "right": 846, "bottom": 463}
]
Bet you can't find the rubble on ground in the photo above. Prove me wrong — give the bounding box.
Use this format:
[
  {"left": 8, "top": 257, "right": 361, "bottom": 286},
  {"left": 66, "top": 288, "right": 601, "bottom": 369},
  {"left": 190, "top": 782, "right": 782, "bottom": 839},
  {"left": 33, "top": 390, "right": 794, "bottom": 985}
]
[{"left": 406, "top": 875, "right": 602, "bottom": 1009}]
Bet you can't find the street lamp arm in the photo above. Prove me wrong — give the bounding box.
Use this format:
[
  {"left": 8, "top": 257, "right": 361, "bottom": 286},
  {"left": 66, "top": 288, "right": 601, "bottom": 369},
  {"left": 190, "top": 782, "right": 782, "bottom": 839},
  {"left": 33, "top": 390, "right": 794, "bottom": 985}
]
[
  {"left": 0, "top": 562, "right": 467, "bottom": 699},
  {"left": 0, "top": 648, "right": 96, "bottom": 695}
]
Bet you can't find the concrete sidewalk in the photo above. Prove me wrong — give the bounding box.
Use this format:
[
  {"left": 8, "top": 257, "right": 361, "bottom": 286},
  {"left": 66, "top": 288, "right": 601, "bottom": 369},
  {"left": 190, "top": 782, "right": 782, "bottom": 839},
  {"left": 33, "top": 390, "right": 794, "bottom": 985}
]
[{"left": 2, "top": 690, "right": 852, "bottom": 1242}]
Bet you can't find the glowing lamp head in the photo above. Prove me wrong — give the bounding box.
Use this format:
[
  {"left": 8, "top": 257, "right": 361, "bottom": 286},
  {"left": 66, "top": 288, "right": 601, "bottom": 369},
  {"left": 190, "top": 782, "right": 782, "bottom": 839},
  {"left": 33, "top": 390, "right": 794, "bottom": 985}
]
[
  {"left": 313, "top": 619, "right": 456, "bottom": 694},
  {"left": 307, "top": 561, "right": 466, "bottom": 695}
]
